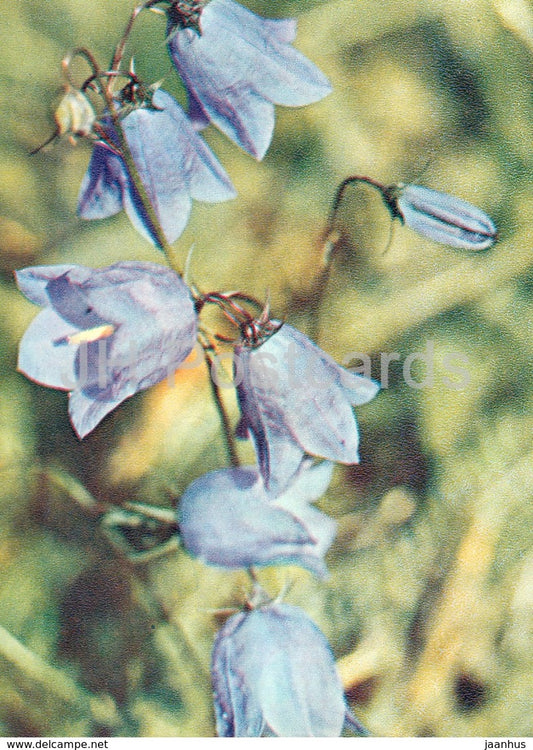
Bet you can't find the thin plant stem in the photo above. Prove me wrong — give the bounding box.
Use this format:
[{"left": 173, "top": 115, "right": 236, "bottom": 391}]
[
  {"left": 247, "top": 567, "right": 259, "bottom": 584},
  {"left": 328, "top": 174, "right": 393, "bottom": 226},
  {"left": 0, "top": 623, "right": 120, "bottom": 725},
  {"left": 307, "top": 175, "right": 395, "bottom": 341},
  {"left": 108, "top": 3, "right": 150, "bottom": 87},
  {"left": 108, "top": 0, "right": 171, "bottom": 88},
  {"left": 306, "top": 227, "right": 342, "bottom": 342},
  {"left": 46, "top": 467, "right": 177, "bottom": 526},
  {"left": 62, "top": 46, "right": 180, "bottom": 264},
  {"left": 62, "top": 47, "right": 101, "bottom": 86},
  {"left": 203, "top": 349, "right": 240, "bottom": 468}
]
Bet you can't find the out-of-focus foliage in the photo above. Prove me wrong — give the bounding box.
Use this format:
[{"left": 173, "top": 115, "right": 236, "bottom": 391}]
[{"left": 0, "top": 0, "right": 532, "bottom": 737}]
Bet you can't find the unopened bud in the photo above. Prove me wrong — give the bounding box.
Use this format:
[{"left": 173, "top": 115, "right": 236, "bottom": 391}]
[
  {"left": 54, "top": 86, "right": 96, "bottom": 138},
  {"left": 395, "top": 184, "right": 497, "bottom": 251}
]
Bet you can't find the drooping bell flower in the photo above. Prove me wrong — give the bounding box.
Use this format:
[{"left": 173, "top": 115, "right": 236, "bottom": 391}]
[
  {"left": 77, "top": 87, "right": 236, "bottom": 246},
  {"left": 179, "top": 460, "right": 336, "bottom": 577},
  {"left": 395, "top": 184, "right": 497, "bottom": 251},
  {"left": 166, "top": 0, "right": 332, "bottom": 159},
  {"left": 212, "top": 599, "right": 368, "bottom": 737},
  {"left": 16, "top": 261, "right": 198, "bottom": 438},
  {"left": 235, "top": 321, "right": 379, "bottom": 495}
]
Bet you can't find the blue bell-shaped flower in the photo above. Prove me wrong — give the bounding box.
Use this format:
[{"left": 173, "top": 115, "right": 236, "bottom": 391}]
[
  {"left": 179, "top": 460, "right": 336, "bottom": 577},
  {"left": 212, "top": 600, "right": 367, "bottom": 737},
  {"left": 166, "top": 0, "right": 331, "bottom": 159},
  {"left": 16, "top": 261, "right": 198, "bottom": 437}
]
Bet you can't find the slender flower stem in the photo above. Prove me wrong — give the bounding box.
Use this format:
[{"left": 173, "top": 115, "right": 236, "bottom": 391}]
[
  {"left": 62, "top": 46, "right": 180, "bottom": 264},
  {"left": 247, "top": 567, "right": 259, "bottom": 584},
  {"left": 62, "top": 47, "right": 101, "bottom": 86},
  {"left": 328, "top": 174, "right": 396, "bottom": 226},
  {"left": 46, "top": 467, "right": 177, "bottom": 526},
  {"left": 0, "top": 623, "right": 120, "bottom": 727},
  {"left": 109, "top": 0, "right": 174, "bottom": 86},
  {"left": 307, "top": 175, "right": 397, "bottom": 341},
  {"left": 307, "top": 227, "right": 342, "bottom": 342},
  {"left": 108, "top": 4, "right": 150, "bottom": 87},
  {"left": 203, "top": 348, "right": 240, "bottom": 467}
]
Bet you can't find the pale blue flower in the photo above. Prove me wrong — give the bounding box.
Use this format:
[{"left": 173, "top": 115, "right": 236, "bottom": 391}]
[
  {"left": 396, "top": 184, "right": 497, "bottom": 250},
  {"left": 212, "top": 601, "right": 368, "bottom": 736},
  {"left": 179, "top": 460, "right": 336, "bottom": 577},
  {"left": 235, "top": 323, "right": 379, "bottom": 495},
  {"left": 167, "top": 0, "right": 332, "bottom": 159},
  {"left": 16, "top": 261, "right": 198, "bottom": 438},
  {"left": 78, "top": 88, "right": 235, "bottom": 246}
]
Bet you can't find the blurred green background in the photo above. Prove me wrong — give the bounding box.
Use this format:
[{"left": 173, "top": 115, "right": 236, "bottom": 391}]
[{"left": 1, "top": 0, "right": 532, "bottom": 737}]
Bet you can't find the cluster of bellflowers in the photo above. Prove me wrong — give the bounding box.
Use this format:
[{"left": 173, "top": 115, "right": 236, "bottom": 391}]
[{"left": 17, "top": 0, "right": 498, "bottom": 737}]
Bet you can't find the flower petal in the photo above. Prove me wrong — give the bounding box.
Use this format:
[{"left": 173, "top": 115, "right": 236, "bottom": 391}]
[
  {"left": 207, "top": 0, "right": 296, "bottom": 45},
  {"left": 280, "top": 459, "right": 334, "bottom": 503},
  {"left": 77, "top": 143, "right": 126, "bottom": 220},
  {"left": 212, "top": 603, "right": 348, "bottom": 737},
  {"left": 17, "top": 308, "right": 78, "bottom": 390},
  {"left": 339, "top": 368, "right": 381, "bottom": 405},
  {"left": 68, "top": 386, "right": 132, "bottom": 439},
  {"left": 236, "top": 324, "right": 379, "bottom": 491},
  {"left": 212, "top": 612, "right": 265, "bottom": 737},
  {"left": 15, "top": 265, "right": 78, "bottom": 307},
  {"left": 45, "top": 273, "right": 107, "bottom": 329},
  {"left": 125, "top": 90, "right": 235, "bottom": 242},
  {"left": 203, "top": 0, "right": 331, "bottom": 107},
  {"left": 185, "top": 85, "right": 210, "bottom": 130},
  {"left": 254, "top": 605, "right": 346, "bottom": 737},
  {"left": 16, "top": 261, "right": 199, "bottom": 438},
  {"left": 397, "top": 184, "right": 497, "bottom": 250},
  {"left": 78, "top": 90, "right": 235, "bottom": 245},
  {"left": 179, "top": 464, "right": 334, "bottom": 576},
  {"left": 169, "top": 27, "right": 276, "bottom": 160}
]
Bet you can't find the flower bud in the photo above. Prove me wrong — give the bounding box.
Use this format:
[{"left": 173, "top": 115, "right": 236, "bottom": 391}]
[
  {"left": 54, "top": 87, "right": 96, "bottom": 138},
  {"left": 395, "top": 184, "right": 497, "bottom": 251}
]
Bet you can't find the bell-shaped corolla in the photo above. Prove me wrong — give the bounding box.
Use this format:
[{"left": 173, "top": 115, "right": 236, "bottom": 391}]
[
  {"left": 166, "top": 0, "right": 332, "bottom": 159},
  {"left": 212, "top": 601, "right": 367, "bottom": 736},
  {"left": 235, "top": 323, "right": 379, "bottom": 495},
  {"left": 16, "top": 261, "right": 198, "bottom": 438},
  {"left": 178, "top": 460, "right": 336, "bottom": 577},
  {"left": 396, "top": 184, "right": 497, "bottom": 251},
  {"left": 77, "top": 88, "right": 235, "bottom": 246}
]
